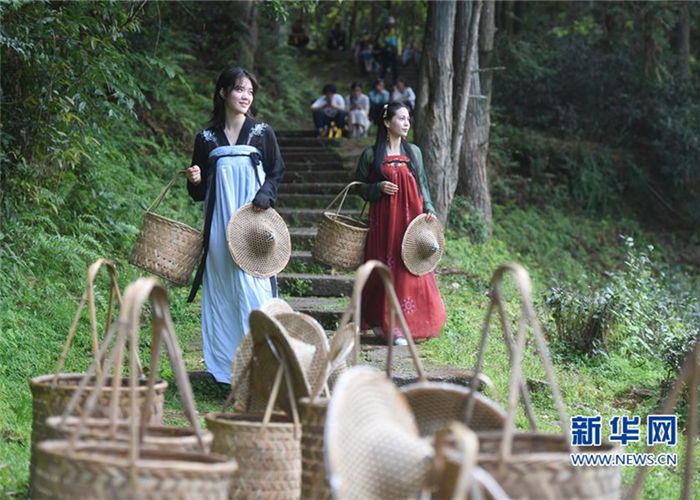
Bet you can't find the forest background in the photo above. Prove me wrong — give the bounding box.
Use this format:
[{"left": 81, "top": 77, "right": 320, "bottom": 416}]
[{"left": 1, "top": 0, "right": 698, "bottom": 497}]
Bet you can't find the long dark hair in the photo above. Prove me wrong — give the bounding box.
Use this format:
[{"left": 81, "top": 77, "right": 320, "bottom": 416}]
[
  {"left": 373, "top": 101, "right": 421, "bottom": 187},
  {"left": 209, "top": 66, "right": 259, "bottom": 129}
]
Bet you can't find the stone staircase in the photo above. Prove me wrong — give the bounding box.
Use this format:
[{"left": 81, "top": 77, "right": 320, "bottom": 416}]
[{"left": 276, "top": 131, "right": 359, "bottom": 330}]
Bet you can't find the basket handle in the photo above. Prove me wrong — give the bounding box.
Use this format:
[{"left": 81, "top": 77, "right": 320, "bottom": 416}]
[
  {"left": 62, "top": 278, "right": 207, "bottom": 460},
  {"left": 258, "top": 337, "right": 302, "bottom": 438},
  {"left": 466, "top": 264, "right": 573, "bottom": 464},
  {"left": 52, "top": 258, "right": 122, "bottom": 384},
  {"left": 146, "top": 169, "right": 187, "bottom": 214},
  {"left": 309, "top": 260, "right": 426, "bottom": 401},
  {"left": 324, "top": 181, "right": 365, "bottom": 216}
]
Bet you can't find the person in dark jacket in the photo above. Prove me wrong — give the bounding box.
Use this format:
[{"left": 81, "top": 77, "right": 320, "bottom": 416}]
[{"left": 185, "top": 66, "right": 285, "bottom": 383}]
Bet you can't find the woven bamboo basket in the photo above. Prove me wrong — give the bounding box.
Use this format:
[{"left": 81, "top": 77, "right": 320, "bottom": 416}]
[
  {"left": 129, "top": 169, "right": 203, "bottom": 286},
  {"left": 206, "top": 412, "right": 302, "bottom": 500},
  {"left": 312, "top": 181, "right": 368, "bottom": 270},
  {"left": 29, "top": 259, "right": 166, "bottom": 485},
  {"left": 402, "top": 381, "right": 505, "bottom": 438},
  {"left": 31, "top": 278, "right": 236, "bottom": 499},
  {"left": 468, "top": 264, "right": 621, "bottom": 500},
  {"left": 32, "top": 441, "right": 235, "bottom": 500},
  {"left": 208, "top": 314, "right": 306, "bottom": 500},
  {"left": 477, "top": 432, "right": 620, "bottom": 499},
  {"left": 298, "top": 397, "right": 331, "bottom": 500}
]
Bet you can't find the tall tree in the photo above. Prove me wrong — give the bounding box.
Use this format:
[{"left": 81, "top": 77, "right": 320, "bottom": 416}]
[
  {"left": 677, "top": 2, "right": 690, "bottom": 80},
  {"left": 416, "top": 0, "right": 486, "bottom": 225},
  {"left": 458, "top": 0, "right": 493, "bottom": 230},
  {"left": 414, "top": 1, "right": 456, "bottom": 223}
]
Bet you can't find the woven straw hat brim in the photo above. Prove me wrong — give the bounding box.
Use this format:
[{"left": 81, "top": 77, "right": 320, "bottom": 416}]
[
  {"left": 260, "top": 297, "right": 295, "bottom": 318},
  {"left": 401, "top": 214, "right": 445, "bottom": 276},
  {"left": 227, "top": 203, "right": 291, "bottom": 278},
  {"left": 325, "top": 367, "right": 433, "bottom": 499},
  {"left": 248, "top": 310, "right": 310, "bottom": 410},
  {"left": 274, "top": 312, "right": 329, "bottom": 397}
]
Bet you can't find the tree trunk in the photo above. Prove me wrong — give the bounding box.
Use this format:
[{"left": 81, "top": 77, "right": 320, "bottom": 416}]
[
  {"left": 479, "top": 0, "right": 496, "bottom": 106},
  {"left": 414, "top": 0, "right": 456, "bottom": 224},
  {"left": 457, "top": 2, "right": 493, "bottom": 230},
  {"left": 677, "top": 3, "right": 690, "bottom": 80},
  {"left": 458, "top": 53, "right": 493, "bottom": 229},
  {"left": 451, "top": 0, "right": 482, "bottom": 170},
  {"left": 348, "top": 1, "right": 358, "bottom": 49},
  {"left": 239, "top": 0, "right": 258, "bottom": 68}
]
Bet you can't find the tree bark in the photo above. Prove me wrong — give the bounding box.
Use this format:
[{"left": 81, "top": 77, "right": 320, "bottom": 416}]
[
  {"left": 414, "top": 0, "right": 456, "bottom": 224},
  {"left": 239, "top": 0, "right": 258, "bottom": 68},
  {"left": 457, "top": 0, "right": 493, "bottom": 231},
  {"left": 451, "top": 0, "right": 482, "bottom": 172},
  {"left": 479, "top": 0, "right": 496, "bottom": 106},
  {"left": 348, "top": 0, "right": 358, "bottom": 49},
  {"left": 458, "top": 52, "right": 493, "bottom": 229},
  {"left": 677, "top": 3, "right": 690, "bottom": 80}
]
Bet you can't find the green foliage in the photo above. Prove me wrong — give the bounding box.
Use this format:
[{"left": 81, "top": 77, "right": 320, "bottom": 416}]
[
  {"left": 493, "top": 3, "right": 700, "bottom": 222},
  {"left": 447, "top": 196, "right": 490, "bottom": 244},
  {"left": 544, "top": 236, "right": 699, "bottom": 365}
]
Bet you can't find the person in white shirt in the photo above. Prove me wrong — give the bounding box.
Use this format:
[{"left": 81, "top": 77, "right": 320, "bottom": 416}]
[
  {"left": 391, "top": 78, "right": 416, "bottom": 113},
  {"left": 345, "top": 81, "right": 370, "bottom": 138},
  {"left": 311, "top": 83, "right": 346, "bottom": 136}
]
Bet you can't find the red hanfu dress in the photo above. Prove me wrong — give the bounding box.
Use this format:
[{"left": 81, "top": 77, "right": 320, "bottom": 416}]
[{"left": 361, "top": 154, "right": 446, "bottom": 340}]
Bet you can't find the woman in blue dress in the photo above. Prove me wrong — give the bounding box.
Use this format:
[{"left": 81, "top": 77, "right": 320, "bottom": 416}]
[{"left": 185, "top": 66, "right": 285, "bottom": 384}]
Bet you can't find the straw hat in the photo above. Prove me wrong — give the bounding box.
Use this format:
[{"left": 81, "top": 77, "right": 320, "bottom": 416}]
[
  {"left": 231, "top": 309, "right": 325, "bottom": 414},
  {"left": 229, "top": 298, "right": 295, "bottom": 409},
  {"left": 260, "top": 297, "right": 294, "bottom": 318},
  {"left": 227, "top": 203, "right": 291, "bottom": 278},
  {"left": 324, "top": 367, "right": 434, "bottom": 499},
  {"left": 274, "top": 312, "right": 329, "bottom": 396},
  {"left": 247, "top": 310, "right": 311, "bottom": 414},
  {"left": 401, "top": 214, "right": 444, "bottom": 276}
]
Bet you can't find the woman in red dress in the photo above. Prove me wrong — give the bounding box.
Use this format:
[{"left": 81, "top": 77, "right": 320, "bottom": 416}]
[{"left": 354, "top": 102, "right": 446, "bottom": 344}]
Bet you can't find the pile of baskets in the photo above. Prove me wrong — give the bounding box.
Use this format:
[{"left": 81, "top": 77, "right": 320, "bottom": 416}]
[
  {"left": 43, "top": 257, "right": 697, "bottom": 498},
  {"left": 29, "top": 264, "right": 236, "bottom": 498}
]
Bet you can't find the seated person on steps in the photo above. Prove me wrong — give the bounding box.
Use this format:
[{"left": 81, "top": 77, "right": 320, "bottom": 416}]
[{"left": 311, "top": 83, "right": 346, "bottom": 137}]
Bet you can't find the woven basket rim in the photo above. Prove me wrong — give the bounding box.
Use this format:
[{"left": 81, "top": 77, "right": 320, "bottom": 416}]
[
  {"left": 322, "top": 212, "right": 369, "bottom": 231},
  {"left": 31, "top": 373, "right": 168, "bottom": 390},
  {"left": 45, "top": 416, "right": 213, "bottom": 440},
  {"left": 37, "top": 439, "right": 237, "bottom": 471},
  {"left": 476, "top": 431, "right": 620, "bottom": 460},
  {"left": 206, "top": 411, "right": 298, "bottom": 428},
  {"left": 143, "top": 210, "right": 201, "bottom": 234}
]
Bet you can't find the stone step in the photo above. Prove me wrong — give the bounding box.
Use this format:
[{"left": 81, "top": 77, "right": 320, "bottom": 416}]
[
  {"left": 279, "top": 207, "right": 361, "bottom": 225},
  {"left": 276, "top": 130, "right": 318, "bottom": 138},
  {"left": 289, "top": 226, "right": 317, "bottom": 250},
  {"left": 280, "top": 146, "right": 337, "bottom": 153},
  {"left": 276, "top": 193, "right": 364, "bottom": 209},
  {"left": 285, "top": 170, "right": 352, "bottom": 183},
  {"left": 278, "top": 138, "right": 329, "bottom": 148},
  {"left": 278, "top": 182, "right": 349, "bottom": 194},
  {"left": 285, "top": 296, "right": 348, "bottom": 329},
  {"left": 278, "top": 273, "right": 353, "bottom": 297},
  {"left": 284, "top": 152, "right": 341, "bottom": 163},
  {"left": 285, "top": 161, "right": 346, "bottom": 171},
  {"left": 289, "top": 249, "right": 313, "bottom": 265}
]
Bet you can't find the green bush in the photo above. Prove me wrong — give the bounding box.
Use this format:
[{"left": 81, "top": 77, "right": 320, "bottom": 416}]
[{"left": 545, "top": 236, "right": 699, "bottom": 364}]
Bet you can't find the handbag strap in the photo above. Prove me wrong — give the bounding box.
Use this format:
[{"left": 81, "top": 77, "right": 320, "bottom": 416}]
[
  {"left": 52, "top": 258, "right": 122, "bottom": 384},
  {"left": 146, "top": 169, "right": 187, "bottom": 213},
  {"left": 466, "top": 264, "right": 573, "bottom": 464}
]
